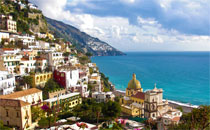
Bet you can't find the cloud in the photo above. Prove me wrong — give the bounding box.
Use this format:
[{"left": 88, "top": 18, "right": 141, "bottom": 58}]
[
  {"left": 120, "top": 0, "right": 136, "bottom": 4},
  {"left": 29, "top": 0, "right": 210, "bottom": 51}
]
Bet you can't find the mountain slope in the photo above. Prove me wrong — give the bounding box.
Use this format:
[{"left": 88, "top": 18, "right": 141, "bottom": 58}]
[{"left": 46, "top": 17, "right": 125, "bottom": 56}]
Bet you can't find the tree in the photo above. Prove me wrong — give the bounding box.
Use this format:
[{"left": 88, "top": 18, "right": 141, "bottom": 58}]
[
  {"left": 102, "top": 101, "right": 121, "bottom": 121},
  {"left": 31, "top": 107, "right": 45, "bottom": 122},
  {"left": 94, "top": 104, "right": 101, "bottom": 124},
  {"left": 63, "top": 52, "right": 70, "bottom": 57},
  {"left": 79, "top": 56, "right": 90, "bottom": 64},
  {"left": 42, "top": 78, "right": 61, "bottom": 99},
  {"left": 85, "top": 52, "right": 93, "bottom": 57},
  {"left": 0, "top": 120, "right": 11, "bottom": 130},
  {"left": 191, "top": 105, "right": 210, "bottom": 129},
  {"left": 15, "top": 86, "right": 23, "bottom": 91},
  {"left": 168, "top": 105, "right": 210, "bottom": 130},
  {"left": 88, "top": 83, "right": 94, "bottom": 96},
  {"left": 23, "top": 76, "right": 33, "bottom": 88}
]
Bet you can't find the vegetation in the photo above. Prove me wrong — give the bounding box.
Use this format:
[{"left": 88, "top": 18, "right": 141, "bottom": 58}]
[
  {"left": 79, "top": 55, "right": 90, "bottom": 64},
  {"left": 42, "top": 78, "right": 61, "bottom": 100},
  {"left": 85, "top": 52, "right": 93, "bottom": 57},
  {"left": 38, "top": 105, "right": 59, "bottom": 128},
  {"left": 87, "top": 83, "right": 94, "bottom": 96},
  {"left": 102, "top": 100, "right": 121, "bottom": 121},
  {"left": 0, "top": 0, "right": 47, "bottom": 33},
  {"left": 101, "top": 73, "right": 112, "bottom": 92},
  {"left": 15, "top": 86, "right": 23, "bottom": 91},
  {"left": 0, "top": 120, "right": 11, "bottom": 130},
  {"left": 63, "top": 52, "right": 70, "bottom": 57},
  {"left": 22, "top": 75, "right": 33, "bottom": 87},
  {"left": 89, "top": 67, "right": 94, "bottom": 75},
  {"left": 168, "top": 105, "right": 210, "bottom": 130},
  {"left": 31, "top": 106, "right": 45, "bottom": 122},
  {"left": 73, "top": 99, "right": 121, "bottom": 124}
]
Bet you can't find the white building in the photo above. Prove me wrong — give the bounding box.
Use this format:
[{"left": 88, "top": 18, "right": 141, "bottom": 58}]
[
  {"left": 18, "top": 56, "right": 36, "bottom": 74},
  {"left": 144, "top": 84, "right": 182, "bottom": 123},
  {"left": 0, "top": 71, "right": 16, "bottom": 95},
  {"left": 0, "top": 48, "right": 20, "bottom": 55},
  {"left": 0, "top": 15, "right": 17, "bottom": 33},
  {"left": 89, "top": 73, "right": 102, "bottom": 92},
  {"left": 35, "top": 57, "right": 48, "bottom": 71},
  {"left": 2, "top": 53, "right": 23, "bottom": 74},
  {"left": 35, "top": 33, "right": 47, "bottom": 39},
  {"left": 50, "top": 43, "right": 62, "bottom": 51},
  {"left": 0, "top": 32, "right": 9, "bottom": 43},
  {"left": 48, "top": 52, "right": 64, "bottom": 70},
  {"left": 0, "top": 88, "right": 43, "bottom": 105},
  {"left": 18, "top": 34, "right": 36, "bottom": 46},
  {"left": 92, "top": 91, "right": 115, "bottom": 102},
  {"left": 28, "top": 3, "right": 38, "bottom": 10},
  {"left": 68, "top": 56, "right": 79, "bottom": 65},
  {"left": 39, "top": 41, "right": 50, "bottom": 49}
]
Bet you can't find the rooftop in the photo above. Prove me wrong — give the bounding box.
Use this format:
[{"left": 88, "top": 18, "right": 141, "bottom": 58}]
[
  {"left": 131, "top": 91, "right": 145, "bottom": 100},
  {"left": 0, "top": 99, "right": 30, "bottom": 107},
  {"left": 172, "top": 117, "right": 180, "bottom": 122},
  {"left": 0, "top": 88, "right": 42, "bottom": 99},
  {"left": 44, "top": 92, "right": 80, "bottom": 102}
]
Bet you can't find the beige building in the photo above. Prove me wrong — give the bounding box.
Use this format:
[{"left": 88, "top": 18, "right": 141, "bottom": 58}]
[
  {"left": 144, "top": 84, "right": 169, "bottom": 119},
  {"left": 48, "top": 88, "right": 66, "bottom": 99},
  {"left": 0, "top": 99, "right": 32, "bottom": 130},
  {"left": 144, "top": 84, "right": 182, "bottom": 123},
  {"left": 0, "top": 15, "right": 17, "bottom": 33},
  {"left": 31, "top": 72, "right": 52, "bottom": 88},
  {"left": 44, "top": 92, "right": 82, "bottom": 110},
  {"left": 0, "top": 88, "right": 43, "bottom": 105},
  {"left": 120, "top": 74, "right": 145, "bottom": 117}
]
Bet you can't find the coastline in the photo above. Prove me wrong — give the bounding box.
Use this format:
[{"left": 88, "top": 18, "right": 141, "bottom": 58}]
[{"left": 113, "top": 89, "right": 199, "bottom": 113}]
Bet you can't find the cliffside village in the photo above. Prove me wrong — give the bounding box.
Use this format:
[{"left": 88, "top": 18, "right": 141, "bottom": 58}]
[{"left": 0, "top": 1, "right": 182, "bottom": 130}]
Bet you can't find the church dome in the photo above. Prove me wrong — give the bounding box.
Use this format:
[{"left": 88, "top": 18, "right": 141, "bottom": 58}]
[{"left": 127, "top": 73, "right": 141, "bottom": 89}]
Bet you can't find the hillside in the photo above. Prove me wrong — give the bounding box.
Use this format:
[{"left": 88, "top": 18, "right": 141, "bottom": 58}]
[
  {"left": 0, "top": 0, "right": 48, "bottom": 33},
  {"left": 46, "top": 17, "right": 125, "bottom": 56},
  {"left": 0, "top": 0, "right": 125, "bottom": 56}
]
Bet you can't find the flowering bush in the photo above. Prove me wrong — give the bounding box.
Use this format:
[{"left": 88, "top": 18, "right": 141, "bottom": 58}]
[
  {"left": 41, "top": 104, "right": 49, "bottom": 111},
  {"left": 116, "top": 118, "right": 127, "bottom": 125},
  {"left": 76, "top": 122, "right": 88, "bottom": 130}
]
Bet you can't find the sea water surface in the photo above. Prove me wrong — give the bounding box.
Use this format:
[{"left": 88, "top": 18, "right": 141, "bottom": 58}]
[{"left": 91, "top": 52, "right": 210, "bottom": 105}]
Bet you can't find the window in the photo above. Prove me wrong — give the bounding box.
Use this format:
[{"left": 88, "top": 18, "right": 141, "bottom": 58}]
[
  {"left": 16, "top": 112, "right": 19, "bottom": 117},
  {"left": 6, "top": 110, "right": 9, "bottom": 117},
  {"left": 146, "top": 104, "right": 148, "bottom": 109},
  {"left": 152, "top": 113, "right": 155, "bottom": 117}
]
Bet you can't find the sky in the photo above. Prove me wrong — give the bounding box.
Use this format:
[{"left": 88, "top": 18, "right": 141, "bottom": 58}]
[{"left": 30, "top": 0, "right": 210, "bottom": 52}]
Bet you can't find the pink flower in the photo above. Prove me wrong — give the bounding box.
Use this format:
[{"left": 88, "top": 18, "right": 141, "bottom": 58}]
[{"left": 41, "top": 105, "right": 49, "bottom": 111}]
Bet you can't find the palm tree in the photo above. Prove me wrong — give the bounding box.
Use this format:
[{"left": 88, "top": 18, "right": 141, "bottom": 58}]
[{"left": 95, "top": 105, "right": 101, "bottom": 125}]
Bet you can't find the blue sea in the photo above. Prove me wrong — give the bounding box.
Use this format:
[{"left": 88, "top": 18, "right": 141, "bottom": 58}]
[{"left": 91, "top": 52, "right": 210, "bottom": 105}]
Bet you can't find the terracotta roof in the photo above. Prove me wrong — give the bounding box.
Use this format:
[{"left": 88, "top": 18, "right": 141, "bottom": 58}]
[
  {"left": 172, "top": 117, "right": 180, "bottom": 122},
  {"left": 2, "top": 48, "right": 14, "bottom": 51},
  {"left": 21, "top": 58, "right": 29, "bottom": 61},
  {"left": 0, "top": 99, "right": 30, "bottom": 107},
  {"left": 0, "top": 88, "right": 42, "bottom": 99},
  {"left": 34, "top": 57, "right": 46, "bottom": 60},
  {"left": 131, "top": 91, "right": 145, "bottom": 100}
]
